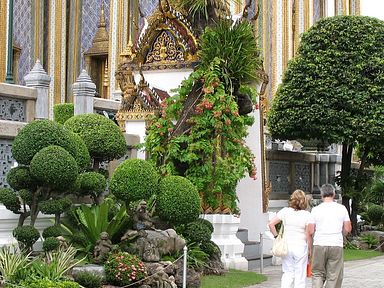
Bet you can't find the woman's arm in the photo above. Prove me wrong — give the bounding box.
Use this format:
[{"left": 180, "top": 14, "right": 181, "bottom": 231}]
[{"left": 268, "top": 216, "right": 281, "bottom": 238}]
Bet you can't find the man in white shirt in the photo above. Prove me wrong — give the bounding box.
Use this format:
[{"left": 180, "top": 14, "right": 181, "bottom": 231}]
[{"left": 308, "top": 184, "right": 351, "bottom": 288}]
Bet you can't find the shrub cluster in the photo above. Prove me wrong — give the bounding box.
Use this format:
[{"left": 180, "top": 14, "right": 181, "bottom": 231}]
[
  {"left": 42, "top": 225, "right": 62, "bottom": 239},
  {"left": 182, "top": 220, "right": 212, "bottom": 244},
  {"left": 54, "top": 103, "right": 74, "bottom": 125},
  {"left": 76, "top": 172, "right": 106, "bottom": 197},
  {"left": 366, "top": 204, "right": 384, "bottom": 225},
  {"left": 157, "top": 176, "right": 200, "bottom": 224},
  {"left": 39, "top": 198, "right": 72, "bottom": 215},
  {"left": 43, "top": 237, "right": 60, "bottom": 251},
  {"left": 6, "top": 166, "right": 37, "bottom": 191},
  {"left": 20, "top": 279, "right": 80, "bottom": 288},
  {"left": 0, "top": 188, "right": 21, "bottom": 213},
  {"left": 104, "top": 252, "right": 147, "bottom": 287}
]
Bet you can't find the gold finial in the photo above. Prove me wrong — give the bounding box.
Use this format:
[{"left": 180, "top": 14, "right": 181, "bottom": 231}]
[
  {"left": 103, "top": 59, "right": 109, "bottom": 87},
  {"left": 120, "top": 40, "right": 136, "bottom": 61},
  {"left": 99, "top": 2, "right": 106, "bottom": 28}
]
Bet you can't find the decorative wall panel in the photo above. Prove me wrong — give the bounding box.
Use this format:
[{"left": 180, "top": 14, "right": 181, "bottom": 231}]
[
  {"left": 269, "top": 160, "right": 290, "bottom": 194},
  {"left": 294, "top": 162, "right": 311, "bottom": 193},
  {"left": 0, "top": 139, "right": 15, "bottom": 188},
  {"left": 0, "top": 97, "right": 25, "bottom": 122},
  {"left": 13, "top": 0, "right": 32, "bottom": 84}
]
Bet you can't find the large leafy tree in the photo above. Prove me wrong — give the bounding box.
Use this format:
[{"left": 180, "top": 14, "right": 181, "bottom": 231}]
[{"left": 268, "top": 16, "right": 384, "bottom": 234}]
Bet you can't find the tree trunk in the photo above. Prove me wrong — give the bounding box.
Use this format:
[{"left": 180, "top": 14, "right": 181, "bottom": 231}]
[{"left": 340, "top": 142, "right": 353, "bottom": 226}]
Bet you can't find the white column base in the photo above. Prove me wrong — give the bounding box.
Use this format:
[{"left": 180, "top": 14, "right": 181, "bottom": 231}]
[{"left": 202, "top": 214, "right": 248, "bottom": 271}]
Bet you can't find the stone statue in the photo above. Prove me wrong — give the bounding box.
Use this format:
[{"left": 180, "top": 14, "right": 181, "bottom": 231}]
[
  {"left": 93, "top": 231, "right": 112, "bottom": 263},
  {"left": 133, "top": 200, "right": 154, "bottom": 230},
  {"left": 56, "top": 236, "right": 69, "bottom": 251}
]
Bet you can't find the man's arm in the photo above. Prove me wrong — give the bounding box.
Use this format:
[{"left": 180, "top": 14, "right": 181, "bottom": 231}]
[
  {"left": 343, "top": 220, "right": 352, "bottom": 235},
  {"left": 306, "top": 223, "right": 315, "bottom": 257}
]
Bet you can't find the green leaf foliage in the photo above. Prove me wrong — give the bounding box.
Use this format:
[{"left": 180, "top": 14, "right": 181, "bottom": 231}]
[
  {"left": 157, "top": 176, "right": 200, "bottom": 224},
  {"left": 6, "top": 166, "right": 37, "bottom": 191},
  {"left": 53, "top": 103, "right": 74, "bottom": 124},
  {"left": 39, "top": 197, "right": 72, "bottom": 215},
  {"left": 73, "top": 271, "right": 104, "bottom": 288},
  {"left": 29, "top": 145, "right": 78, "bottom": 190},
  {"left": 110, "top": 159, "right": 160, "bottom": 203},
  {"left": 181, "top": 220, "right": 212, "bottom": 244},
  {"left": 268, "top": 16, "right": 384, "bottom": 147},
  {"left": 13, "top": 225, "right": 40, "bottom": 249},
  {"left": 12, "top": 120, "right": 77, "bottom": 165},
  {"left": 69, "top": 131, "right": 91, "bottom": 170},
  {"left": 75, "top": 172, "right": 106, "bottom": 197},
  {"left": 42, "top": 225, "right": 62, "bottom": 239},
  {"left": 199, "top": 20, "right": 262, "bottom": 87},
  {"left": 43, "top": 237, "right": 60, "bottom": 252},
  {"left": 0, "top": 188, "right": 21, "bottom": 213},
  {"left": 64, "top": 114, "right": 126, "bottom": 162},
  {"left": 20, "top": 279, "right": 80, "bottom": 288}
]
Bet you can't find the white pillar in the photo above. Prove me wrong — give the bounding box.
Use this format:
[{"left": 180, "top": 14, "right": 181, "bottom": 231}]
[
  {"left": 72, "top": 70, "right": 96, "bottom": 115},
  {"left": 24, "top": 59, "right": 51, "bottom": 119}
]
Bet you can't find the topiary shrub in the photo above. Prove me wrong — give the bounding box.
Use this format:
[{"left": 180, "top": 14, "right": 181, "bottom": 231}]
[
  {"left": 0, "top": 188, "right": 21, "bottom": 213},
  {"left": 73, "top": 271, "right": 104, "bottom": 288},
  {"left": 39, "top": 198, "right": 72, "bottom": 215},
  {"left": 182, "top": 220, "right": 212, "bottom": 244},
  {"left": 13, "top": 225, "right": 40, "bottom": 249},
  {"left": 42, "top": 225, "right": 62, "bottom": 239},
  {"left": 6, "top": 166, "right": 37, "bottom": 191},
  {"left": 12, "top": 120, "right": 77, "bottom": 165},
  {"left": 104, "top": 252, "right": 147, "bottom": 287},
  {"left": 43, "top": 237, "right": 60, "bottom": 251},
  {"left": 30, "top": 146, "right": 78, "bottom": 190},
  {"left": 157, "top": 176, "right": 200, "bottom": 224},
  {"left": 76, "top": 172, "right": 106, "bottom": 199},
  {"left": 366, "top": 204, "right": 384, "bottom": 226},
  {"left": 64, "top": 114, "right": 126, "bottom": 164},
  {"left": 200, "top": 240, "right": 220, "bottom": 257},
  {"left": 196, "top": 218, "right": 214, "bottom": 234},
  {"left": 18, "top": 189, "right": 33, "bottom": 205},
  {"left": 69, "top": 131, "right": 91, "bottom": 170},
  {"left": 54, "top": 103, "right": 74, "bottom": 124},
  {"left": 110, "top": 159, "right": 160, "bottom": 203}
]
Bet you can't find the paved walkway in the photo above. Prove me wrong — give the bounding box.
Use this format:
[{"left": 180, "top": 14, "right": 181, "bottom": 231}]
[{"left": 246, "top": 255, "right": 384, "bottom": 288}]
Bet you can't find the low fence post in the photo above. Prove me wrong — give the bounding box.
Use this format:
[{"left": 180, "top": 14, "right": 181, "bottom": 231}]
[{"left": 183, "top": 245, "right": 188, "bottom": 288}]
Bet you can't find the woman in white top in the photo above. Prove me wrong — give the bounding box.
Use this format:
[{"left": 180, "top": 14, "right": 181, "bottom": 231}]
[{"left": 268, "top": 190, "right": 313, "bottom": 288}]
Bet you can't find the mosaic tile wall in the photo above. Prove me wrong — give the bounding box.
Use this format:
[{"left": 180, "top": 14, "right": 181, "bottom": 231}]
[
  {"left": 313, "top": 0, "right": 322, "bottom": 23},
  {"left": 13, "top": 0, "right": 32, "bottom": 84},
  {"left": 294, "top": 162, "right": 311, "bottom": 193},
  {"left": 81, "top": 0, "right": 111, "bottom": 68},
  {"left": 140, "top": 0, "right": 158, "bottom": 18},
  {"left": 0, "top": 139, "right": 15, "bottom": 188}
]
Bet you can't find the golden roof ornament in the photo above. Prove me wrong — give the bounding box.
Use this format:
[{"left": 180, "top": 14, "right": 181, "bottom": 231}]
[
  {"left": 85, "top": 2, "right": 109, "bottom": 55},
  {"left": 120, "top": 40, "right": 136, "bottom": 62}
]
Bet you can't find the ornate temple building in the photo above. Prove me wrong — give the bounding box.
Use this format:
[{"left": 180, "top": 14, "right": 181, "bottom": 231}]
[{"left": 0, "top": 0, "right": 374, "bottom": 263}]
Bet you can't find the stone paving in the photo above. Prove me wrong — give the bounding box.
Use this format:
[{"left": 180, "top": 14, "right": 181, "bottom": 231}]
[{"left": 246, "top": 255, "right": 384, "bottom": 288}]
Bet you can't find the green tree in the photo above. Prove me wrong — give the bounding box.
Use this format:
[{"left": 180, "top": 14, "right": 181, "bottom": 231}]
[{"left": 268, "top": 16, "right": 384, "bottom": 234}]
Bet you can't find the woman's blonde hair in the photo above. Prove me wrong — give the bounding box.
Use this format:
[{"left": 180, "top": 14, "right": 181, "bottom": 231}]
[{"left": 288, "top": 189, "right": 308, "bottom": 210}]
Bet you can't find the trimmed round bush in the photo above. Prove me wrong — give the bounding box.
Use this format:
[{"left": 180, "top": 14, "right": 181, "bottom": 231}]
[
  {"left": 73, "top": 271, "right": 104, "bottom": 288},
  {"left": 39, "top": 198, "right": 72, "bottom": 215},
  {"left": 42, "top": 225, "right": 62, "bottom": 239},
  {"left": 64, "top": 114, "right": 126, "bottom": 161},
  {"left": 69, "top": 131, "right": 91, "bottom": 170},
  {"left": 367, "top": 204, "right": 384, "bottom": 225},
  {"left": 54, "top": 103, "right": 74, "bottom": 124},
  {"left": 182, "top": 220, "right": 212, "bottom": 244},
  {"left": 110, "top": 159, "right": 159, "bottom": 202},
  {"left": 19, "top": 189, "right": 33, "bottom": 205},
  {"left": 157, "top": 176, "right": 200, "bottom": 224},
  {"left": 76, "top": 172, "right": 106, "bottom": 197},
  {"left": 6, "top": 166, "right": 37, "bottom": 191},
  {"left": 30, "top": 146, "right": 78, "bottom": 190},
  {"left": 43, "top": 237, "right": 60, "bottom": 251},
  {"left": 104, "top": 252, "right": 147, "bottom": 286},
  {"left": 196, "top": 218, "right": 214, "bottom": 234},
  {"left": 0, "top": 188, "right": 21, "bottom": 213},
  {"left": 12, "top": 120, "right": 77, "bottom": 165},
  {"left": 13, "top": 225, "right": 40, "bottom": 248},
  {"left": 200, "top": 240, "right": 220, "bottom": 257}
]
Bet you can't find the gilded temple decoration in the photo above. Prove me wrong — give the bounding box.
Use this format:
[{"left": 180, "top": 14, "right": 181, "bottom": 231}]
[{"left": 132, "top": 0, "right": 198, "bottom": 70}]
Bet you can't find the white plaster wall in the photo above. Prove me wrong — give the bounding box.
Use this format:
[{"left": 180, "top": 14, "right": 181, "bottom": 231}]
[
  {"left": 125, "top": 121, "right": 146, "bottom": 159},
  {"left": 136, "top": 69, "right": 194, "bottom": 94},
  {"left": 237, "top": 108, "right": 267, "bottom": 242}
]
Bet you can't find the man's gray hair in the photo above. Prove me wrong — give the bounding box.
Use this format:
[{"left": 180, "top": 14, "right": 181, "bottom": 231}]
[{"left": 320, "top": 184, "right": 335, "bottom": 198}]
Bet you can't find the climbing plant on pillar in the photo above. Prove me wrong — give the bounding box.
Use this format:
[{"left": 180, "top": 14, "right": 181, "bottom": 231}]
[{"left": 145, "top": 20, "right": 262, "bottom": 214}]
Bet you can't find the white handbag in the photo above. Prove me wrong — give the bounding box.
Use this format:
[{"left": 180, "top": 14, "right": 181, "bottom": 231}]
[{"left": 271, "top": 217, "right": 288, "bottom": 257}]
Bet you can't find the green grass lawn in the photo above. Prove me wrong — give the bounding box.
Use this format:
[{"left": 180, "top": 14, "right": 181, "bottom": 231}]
[
  {"left": 344, "top": 248, "right": 383, "bottom": 261},
  {"left": 201, "top": 269, "right": 267, "bottom": 288}
]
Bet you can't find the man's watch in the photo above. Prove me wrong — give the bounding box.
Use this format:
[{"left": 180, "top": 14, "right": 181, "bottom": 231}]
[{"left": 274, "top": 235, "right": 278, "bottom": 238}]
